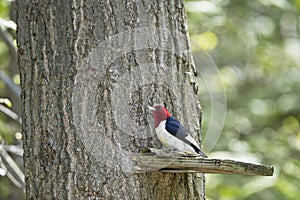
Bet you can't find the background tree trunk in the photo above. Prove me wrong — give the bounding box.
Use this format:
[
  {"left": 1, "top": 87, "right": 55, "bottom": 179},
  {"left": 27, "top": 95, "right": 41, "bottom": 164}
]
[{"left": 17, "top": 0, "right": 205, "bottom": 199}]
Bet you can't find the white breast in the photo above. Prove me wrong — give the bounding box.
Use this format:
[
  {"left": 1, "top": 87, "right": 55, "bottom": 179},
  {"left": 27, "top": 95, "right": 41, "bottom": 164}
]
[{"left": 155, "top": 120, "right": 198, "bottom": 153}]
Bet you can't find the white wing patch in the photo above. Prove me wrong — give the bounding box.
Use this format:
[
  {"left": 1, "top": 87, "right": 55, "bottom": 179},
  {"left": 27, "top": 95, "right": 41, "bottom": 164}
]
[{"left": 155, "top": 120, "right": 199, "bottom": 153}]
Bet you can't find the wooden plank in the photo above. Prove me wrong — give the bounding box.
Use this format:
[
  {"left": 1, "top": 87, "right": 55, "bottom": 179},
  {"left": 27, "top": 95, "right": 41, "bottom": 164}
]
[{"left": 132, "top": 154, "right": 274, "bottom": 176}]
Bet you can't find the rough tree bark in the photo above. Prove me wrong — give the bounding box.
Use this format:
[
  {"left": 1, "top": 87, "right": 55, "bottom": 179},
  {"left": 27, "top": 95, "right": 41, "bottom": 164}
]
[{"left": 17, "top": 0, "right": 205, "bottom": 199}]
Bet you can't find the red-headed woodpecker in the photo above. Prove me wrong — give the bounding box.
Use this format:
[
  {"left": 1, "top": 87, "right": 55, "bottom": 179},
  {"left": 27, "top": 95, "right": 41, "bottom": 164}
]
[{"left": 147, "top": 104, "right": 207, "bottom": 157}]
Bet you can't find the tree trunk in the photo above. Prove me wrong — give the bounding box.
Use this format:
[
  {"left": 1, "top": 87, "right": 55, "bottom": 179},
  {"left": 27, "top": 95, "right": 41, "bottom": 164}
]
[{"left": 17, "top": 0, "right": 205, "bottom": 199}]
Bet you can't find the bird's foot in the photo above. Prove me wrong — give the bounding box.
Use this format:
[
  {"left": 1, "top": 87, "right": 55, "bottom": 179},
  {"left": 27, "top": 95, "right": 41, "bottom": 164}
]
[{"left": 177, "top": 151, "right": 199, "bottom": 157}]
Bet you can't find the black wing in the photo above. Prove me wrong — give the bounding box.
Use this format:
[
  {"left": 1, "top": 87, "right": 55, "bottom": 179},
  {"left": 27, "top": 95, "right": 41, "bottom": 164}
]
[
  {"left": 165, "top": 116, "right": 188, "bottom": 140},
  {"left": 166, "top": 116, "right": 206, "bottom": 157}
]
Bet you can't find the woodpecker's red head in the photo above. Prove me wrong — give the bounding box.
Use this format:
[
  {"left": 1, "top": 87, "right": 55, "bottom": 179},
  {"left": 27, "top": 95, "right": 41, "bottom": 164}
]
[{"left": 147, "top": 104, "right": 171, "bottom": 128}]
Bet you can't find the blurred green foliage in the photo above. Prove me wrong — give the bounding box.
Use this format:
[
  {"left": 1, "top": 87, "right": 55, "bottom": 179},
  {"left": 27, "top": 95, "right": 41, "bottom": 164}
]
[
  {"left": 0, "top": 0, "right": 9, "bottom": 18},
  {"left": 0, "top": 0, "right": 22, "bottom": 199},
  {"left": 187, "top": 0, "right": 300, "bottom": 199},
  {"left": 0, "top": 0, "right": 9, "bottom": 69},
  {"left": 0, "top": 0, "right": 16, "bottom": 143}
]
